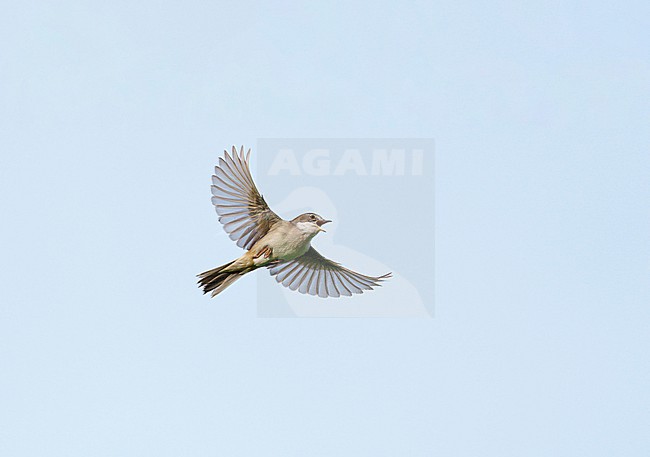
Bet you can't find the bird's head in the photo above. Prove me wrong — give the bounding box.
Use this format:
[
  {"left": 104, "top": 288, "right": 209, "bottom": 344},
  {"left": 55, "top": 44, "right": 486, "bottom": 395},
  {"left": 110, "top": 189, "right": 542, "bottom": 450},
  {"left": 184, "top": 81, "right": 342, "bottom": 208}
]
[{"left": 291, "top": 213, "right": 332, "bottom": 236}]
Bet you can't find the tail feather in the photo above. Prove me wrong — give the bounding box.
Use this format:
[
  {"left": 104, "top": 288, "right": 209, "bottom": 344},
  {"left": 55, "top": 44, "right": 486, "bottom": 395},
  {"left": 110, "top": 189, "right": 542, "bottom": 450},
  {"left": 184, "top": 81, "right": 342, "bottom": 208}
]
[{"left": 197, "top": 261, "right": 252, "bottom": 297}]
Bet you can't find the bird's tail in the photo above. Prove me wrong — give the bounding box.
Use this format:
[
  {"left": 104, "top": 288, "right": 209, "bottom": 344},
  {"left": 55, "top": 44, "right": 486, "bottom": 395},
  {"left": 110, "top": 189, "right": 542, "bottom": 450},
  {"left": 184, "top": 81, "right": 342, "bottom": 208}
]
[{"left": 197, "top": 261, "right": 253, "bottom": 297}]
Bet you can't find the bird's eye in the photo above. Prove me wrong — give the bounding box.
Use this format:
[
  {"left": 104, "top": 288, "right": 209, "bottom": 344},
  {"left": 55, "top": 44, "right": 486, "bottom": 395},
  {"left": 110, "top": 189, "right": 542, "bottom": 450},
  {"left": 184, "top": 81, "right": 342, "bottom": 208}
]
[{"left": 310, "top": 214, "right": 316, "bottom": 220}]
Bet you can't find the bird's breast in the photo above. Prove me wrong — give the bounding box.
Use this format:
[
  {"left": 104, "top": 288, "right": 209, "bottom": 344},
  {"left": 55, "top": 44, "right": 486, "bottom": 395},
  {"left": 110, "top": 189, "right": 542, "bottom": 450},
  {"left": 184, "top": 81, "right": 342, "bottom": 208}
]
[{"left": 257, "top": 223, "right": 312, "bottom": 261}]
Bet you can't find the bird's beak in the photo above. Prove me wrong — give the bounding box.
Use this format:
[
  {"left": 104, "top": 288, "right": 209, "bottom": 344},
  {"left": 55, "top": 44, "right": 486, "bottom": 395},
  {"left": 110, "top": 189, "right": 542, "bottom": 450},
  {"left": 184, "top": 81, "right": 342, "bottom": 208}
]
[{"left": 316, "top": 219, "right": 331, "bottom": 232}]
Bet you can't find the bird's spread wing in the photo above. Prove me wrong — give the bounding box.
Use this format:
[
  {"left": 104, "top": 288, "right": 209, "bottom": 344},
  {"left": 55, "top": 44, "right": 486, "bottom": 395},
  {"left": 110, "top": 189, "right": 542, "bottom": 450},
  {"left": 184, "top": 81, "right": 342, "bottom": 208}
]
[
  {"left": 211, "top": 146, "right": 281, "bottom": 250},
  {"left": 268, "top": 247, "right": 392, "bottom": 298}
]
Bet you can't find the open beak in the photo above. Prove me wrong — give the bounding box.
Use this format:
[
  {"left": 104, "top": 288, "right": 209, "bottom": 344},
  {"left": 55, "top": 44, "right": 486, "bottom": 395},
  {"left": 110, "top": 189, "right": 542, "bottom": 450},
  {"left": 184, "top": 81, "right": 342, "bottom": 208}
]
[{"left": 316, "top": 219, "right": 331, "bottom": 232}]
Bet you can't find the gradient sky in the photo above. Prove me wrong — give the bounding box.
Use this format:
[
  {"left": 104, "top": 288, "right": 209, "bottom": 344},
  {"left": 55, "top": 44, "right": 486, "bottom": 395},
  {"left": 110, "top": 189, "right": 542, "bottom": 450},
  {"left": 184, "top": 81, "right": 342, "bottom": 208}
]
[{"left": 1, "top": 1, "right": 649, "bottom": 456}]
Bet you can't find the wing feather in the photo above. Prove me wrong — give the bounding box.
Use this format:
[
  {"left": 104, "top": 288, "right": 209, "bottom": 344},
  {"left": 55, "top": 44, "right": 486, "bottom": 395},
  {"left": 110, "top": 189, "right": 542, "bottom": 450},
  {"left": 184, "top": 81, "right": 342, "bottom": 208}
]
[
  {"left": 211, "top": 146, "right": 281, "bottom": 250},
  {"left": 268, "top": 247, "right": 392, "bottom": 298}
]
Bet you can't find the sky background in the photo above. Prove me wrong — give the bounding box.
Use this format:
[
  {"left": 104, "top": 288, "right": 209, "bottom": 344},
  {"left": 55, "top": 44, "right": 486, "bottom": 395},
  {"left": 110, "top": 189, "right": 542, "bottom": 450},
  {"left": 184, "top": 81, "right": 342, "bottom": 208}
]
[{"left": 1, "top": 1, "right": 649, "bottom": 456}]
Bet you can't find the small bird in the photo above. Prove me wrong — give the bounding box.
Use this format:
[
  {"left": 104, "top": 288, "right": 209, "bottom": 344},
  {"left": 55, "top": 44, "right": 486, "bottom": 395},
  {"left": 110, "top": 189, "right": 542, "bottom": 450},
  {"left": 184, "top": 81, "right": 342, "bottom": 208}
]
[{"left": 198, "top": 146, "right": 392, "bottom": 298}]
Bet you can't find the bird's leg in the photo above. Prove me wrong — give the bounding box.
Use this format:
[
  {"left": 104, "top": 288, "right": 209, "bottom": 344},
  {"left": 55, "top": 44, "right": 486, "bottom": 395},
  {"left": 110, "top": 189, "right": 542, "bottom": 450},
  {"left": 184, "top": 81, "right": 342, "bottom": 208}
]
[{"left": 253, "top": 245, "right": 273, "bottom": 259}]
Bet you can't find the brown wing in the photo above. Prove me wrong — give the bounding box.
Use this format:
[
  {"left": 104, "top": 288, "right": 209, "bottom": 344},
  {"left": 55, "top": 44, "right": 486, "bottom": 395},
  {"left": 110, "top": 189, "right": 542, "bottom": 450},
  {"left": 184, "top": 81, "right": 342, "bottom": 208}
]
[
  {"left": 211, "top": 146, "right": 281, "bottom": 250},
  {"left": 268, "top": 247, "right": 392, "bottom": 298}
]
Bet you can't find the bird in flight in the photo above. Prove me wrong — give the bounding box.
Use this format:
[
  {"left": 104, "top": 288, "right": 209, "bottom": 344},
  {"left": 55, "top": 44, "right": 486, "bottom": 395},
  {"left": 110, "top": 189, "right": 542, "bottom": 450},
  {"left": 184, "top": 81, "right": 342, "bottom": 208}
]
[{"left": 198, "top": 146, "right": 392, "bottom": 298}]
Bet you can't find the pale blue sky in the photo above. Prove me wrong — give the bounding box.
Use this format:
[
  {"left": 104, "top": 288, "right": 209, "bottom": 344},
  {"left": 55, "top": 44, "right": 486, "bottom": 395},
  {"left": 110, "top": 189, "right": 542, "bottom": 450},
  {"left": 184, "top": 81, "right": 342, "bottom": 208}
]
[{"left": 1, "top": 1, "right": 649, "bottom": 456}]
